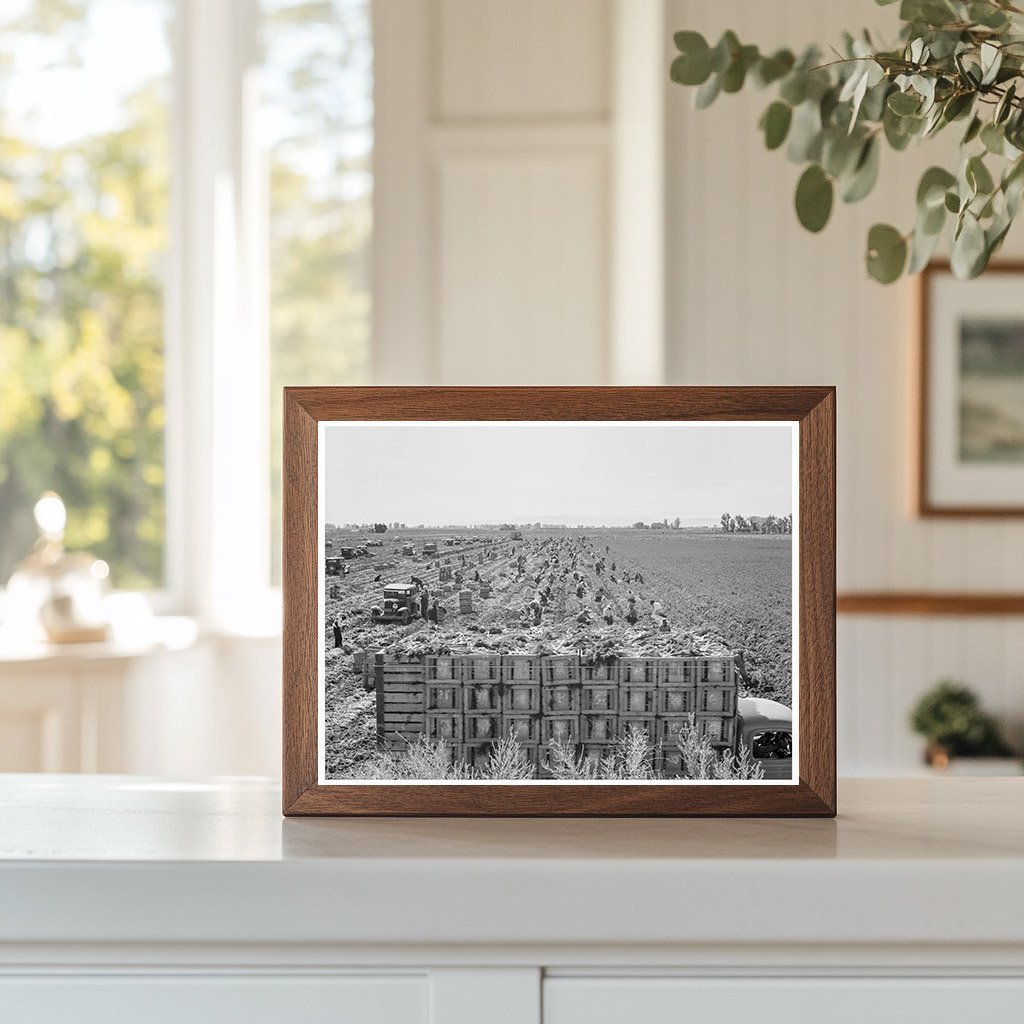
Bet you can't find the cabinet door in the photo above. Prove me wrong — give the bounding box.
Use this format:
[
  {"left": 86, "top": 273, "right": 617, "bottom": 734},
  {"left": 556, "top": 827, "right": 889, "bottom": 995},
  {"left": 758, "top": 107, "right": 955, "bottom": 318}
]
[
  {"left": 0, "top": 974, "right": 428, "bottom": 1024},
  {"left": 544, "top": 977, "right": 1024, "bottom": 1024}
]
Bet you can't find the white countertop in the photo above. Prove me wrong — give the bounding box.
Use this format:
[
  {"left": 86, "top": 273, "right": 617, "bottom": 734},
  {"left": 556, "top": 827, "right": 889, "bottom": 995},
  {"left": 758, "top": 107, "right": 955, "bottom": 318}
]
[{"left": 1, "top": 775, "right": 1022, "bottom": 954}]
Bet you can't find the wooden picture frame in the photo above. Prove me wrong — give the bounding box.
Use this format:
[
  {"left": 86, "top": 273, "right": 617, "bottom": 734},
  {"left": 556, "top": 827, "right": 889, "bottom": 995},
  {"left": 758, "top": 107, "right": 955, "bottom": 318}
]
[
  {"left": 283, "top": 387, "right": 836, "bottom": 817},
  {"left": 917, "top": 260, "right": 1024, "bottom": 517}
]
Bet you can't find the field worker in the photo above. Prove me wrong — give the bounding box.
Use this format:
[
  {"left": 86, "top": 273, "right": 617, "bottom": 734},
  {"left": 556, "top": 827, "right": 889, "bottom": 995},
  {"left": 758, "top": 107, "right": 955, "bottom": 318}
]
[
  {"left": 530, "top": 599, "right": 542, "bottom": 625},
  {"left": 428, "top": 599, "right": 439, "bottom": 624},
  {"left": 602, "top": 603, "right": 614, "bottom": 626},
  {"left": 332, "top": 616, "right": 343, "bottom": 649},
  {"left": 576, "top": 584, "right": 585, "bottom": 599},
  {"left": 577, "top": 609, "right": 592, "bottom": 625},
  {"left": 625, "top": 600, "right": 639, "bottom": 626},
  {"left": 419, "top": 589, "right": 429, "bottom": 620}
]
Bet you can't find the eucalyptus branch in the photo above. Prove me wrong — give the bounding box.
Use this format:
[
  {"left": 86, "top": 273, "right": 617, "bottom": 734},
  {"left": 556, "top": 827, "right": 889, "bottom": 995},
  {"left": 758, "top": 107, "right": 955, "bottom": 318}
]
[{"left": 670, "top": 0, "right": 1024, "bottom": 282}]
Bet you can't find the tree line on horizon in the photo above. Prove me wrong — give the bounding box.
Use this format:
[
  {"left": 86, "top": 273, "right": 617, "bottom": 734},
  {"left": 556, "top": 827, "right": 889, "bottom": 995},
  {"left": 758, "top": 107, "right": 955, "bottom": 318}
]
[{"left": 719, "top": 512, "right": 792, "bottom": 534}]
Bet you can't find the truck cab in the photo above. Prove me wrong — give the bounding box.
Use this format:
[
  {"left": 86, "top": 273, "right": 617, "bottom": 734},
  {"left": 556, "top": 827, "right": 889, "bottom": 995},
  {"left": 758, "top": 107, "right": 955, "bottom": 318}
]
[
  {"left": 370, "top": 583, "right": 421, "bottom": 624},
  {"left": 736, "top": 697, "right": 793, "bottom": 781},
  {"left": 423, "top": 542, "right": 438, "bottom": 556}
]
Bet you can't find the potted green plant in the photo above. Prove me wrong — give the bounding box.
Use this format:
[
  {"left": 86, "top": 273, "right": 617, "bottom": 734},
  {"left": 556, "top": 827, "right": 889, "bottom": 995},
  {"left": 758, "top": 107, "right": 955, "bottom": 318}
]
[
  {"left": 909, "top": 680, "right": 1019, "bottom": 772},
  {"left": 670, "top": 0, "right": 1024, "bottom": 283}
]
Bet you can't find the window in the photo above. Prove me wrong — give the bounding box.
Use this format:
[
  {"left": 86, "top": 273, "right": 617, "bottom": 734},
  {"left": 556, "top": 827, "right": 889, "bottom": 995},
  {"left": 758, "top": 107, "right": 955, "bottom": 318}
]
[
  {"left": 0, "top": 0, "right": 373, "bottom": 617},
  {"left": 261, "top": 0, "right": 372, "bottom": 581},
  {"left": 0, "top": 0, "right": 172, "bottom": 589}
]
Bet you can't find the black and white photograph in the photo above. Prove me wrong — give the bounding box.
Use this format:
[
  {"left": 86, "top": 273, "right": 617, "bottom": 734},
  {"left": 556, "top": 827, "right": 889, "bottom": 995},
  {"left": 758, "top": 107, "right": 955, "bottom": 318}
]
[{"left": 318, "top": 420, "right": 798, "bottom": 784}]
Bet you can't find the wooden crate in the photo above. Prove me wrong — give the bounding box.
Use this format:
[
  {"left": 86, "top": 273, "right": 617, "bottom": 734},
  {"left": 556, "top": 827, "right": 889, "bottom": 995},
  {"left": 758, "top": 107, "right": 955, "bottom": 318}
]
[
  {"left": 658, "top": 658, "right": 698, "bottom": 685},
  {"left": 502, "top": 713, "right": 541, "bottom": 744},
  {"left": 464, "top": 713, "right": 502, "bottom": 742},
  {"left": 424, "top": 655, "right": 459, "bottom": 682},
  {"left": 581, "top": 683, "right": 617, "bottom": 713},
  {"left": 503, "top": 654, "right": 541, "bottom": 682},
  {"left": 503, "top": 683, "right": 541, "bottom": 714},
  {"left": 458, "top": 743, "right": 494, "bottom": 771},
  {"left": 658, "top": 745, "right": 685, "bottom": 779},
  {"left": 579, "top": 743, "right": 616, "bottom": 767},
  {"left": 658, "top": 685, "right": 697, "bottom": 716},
  {"left": 541, "top": 654, "right": 580, "bottom": 683},
  {"left": 617, "top": 716, "right": 657, "bottom": 742},
  {"left": 425, "top": 682, "right": 461, "bottom": 712},
  {"left": 697, "top": 683, "right": 737, "bottom": 716},
  {"left": 541, "top": 716, "right": 580, "bottom": 744},
  {"left": 581, "top": 660, "right": 615, "bottom": 681},
  {"left": 425, "top": 711, "right": 462, "bottom": 743},
  {"left": 656, "top": 716, "right": 693, "bottom": 744},
  {"left": 542, "top": 683, "right": 580, "bottom": 714},
  {"left": 461, "top": 654, "right": 501, "bottom": 681},
  {"left": 698, "top": 657, "right": 735, "bottom": 684},
  {"left": 378, "top": 657, "right": 424, "bottom": 683},
  {"left": 580, "top": 713, "right": 617, "bottom": 743},
  {"left": 463, "top": 681, "right": 502, "bottom": 712},
  {"left": 695, "top": 713, "right": 738, "bottom": 747},
  {"left": 616, "top": 657, "right": 660, "bottom": 684},
  {"left": 620, "top": 685, "right": 657, "bottom": 716}
]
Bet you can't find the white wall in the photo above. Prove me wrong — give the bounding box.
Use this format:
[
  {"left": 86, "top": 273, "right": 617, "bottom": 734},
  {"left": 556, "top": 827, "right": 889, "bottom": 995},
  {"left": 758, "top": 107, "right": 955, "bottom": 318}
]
[
  {"left": 99, "top": 0, "right": 1021, "bottom": 779},
  {"left": 665, "top": 0, "right": 1024, "bottom": 771}
]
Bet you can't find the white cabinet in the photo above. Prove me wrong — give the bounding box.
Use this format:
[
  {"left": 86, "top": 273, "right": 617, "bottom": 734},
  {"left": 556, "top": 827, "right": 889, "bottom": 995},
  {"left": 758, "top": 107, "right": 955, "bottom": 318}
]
[
  {"left": 1, "top": 975, "right": 428, "bottom": 1024},
  {"left": 544, "top": 977, "right": 1024, "bottom": 1024},
  {"left": 1, "top": 777, "right": 1022, "bottom": 1024}
]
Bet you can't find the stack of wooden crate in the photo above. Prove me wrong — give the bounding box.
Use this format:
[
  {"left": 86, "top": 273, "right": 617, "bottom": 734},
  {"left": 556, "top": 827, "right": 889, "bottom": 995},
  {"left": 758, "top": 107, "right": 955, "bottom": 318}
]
[{"left": 368, "top": 652, "right": 740, "bottom": 777}]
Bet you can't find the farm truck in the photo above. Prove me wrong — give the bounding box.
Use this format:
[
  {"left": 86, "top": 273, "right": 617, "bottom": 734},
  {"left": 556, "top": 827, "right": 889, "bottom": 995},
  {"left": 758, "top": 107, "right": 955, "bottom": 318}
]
[{"left": 370, "top": 583, "right": 423, "bottom": 624}]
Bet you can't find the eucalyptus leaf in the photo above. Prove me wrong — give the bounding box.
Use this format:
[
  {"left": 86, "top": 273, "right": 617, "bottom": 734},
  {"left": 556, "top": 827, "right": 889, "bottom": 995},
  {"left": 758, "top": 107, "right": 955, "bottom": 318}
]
[
  {"left": 951, "top": 211, "right": 986, "bottom": 278},
  {"left": 980, "top": 41, "right": 1002, "bottom": 86},
  {"left": 967, "top": 154, "right": 995, "bottom": 195},
  {"left": 760, "top": 101, "right": 793, "bottom": 150},
  {"left": 694, "top": 73, "right": 721, "bottom": 109},
  {"left": 962, "top": 115, "right": 983, "bottom": 145},
  {"left": 779, "top": 73, "right": 807, "bottom": 106},
  {"left": 908, "top": 221, "right": 942, "bottom": 273},
  {"left": 754, "top": 49, "right": 795, "bottom": 87},
  {"left": 842, "top": 137, "right": 880, "bottom": 203},
  {"left": 866, "top": 223, "right": 907, "bottom": 283},
  {"left": 787, "top": 100, "right": 823, "bottom": 162},
  {"left": 795, "top": 164, "right": 834, "bottom": 232},
  {"left": 671, "top": 51, "right": 711, "bottom": 87},
  {"left": 917, "top": 166, "right": 957, "bottom": 210},
  {"left": 981, "top": 121, "right": 1005, "bottom": 155},
  {"left": 888, "top": 90, "right": 921, "bottom": 115}
]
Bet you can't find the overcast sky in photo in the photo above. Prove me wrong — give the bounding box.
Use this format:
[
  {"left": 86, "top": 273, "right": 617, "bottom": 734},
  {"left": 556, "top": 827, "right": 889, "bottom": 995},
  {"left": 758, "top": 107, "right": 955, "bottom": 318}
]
[{"left": 322, "top": 421, "right": 796, "bottom": 527}]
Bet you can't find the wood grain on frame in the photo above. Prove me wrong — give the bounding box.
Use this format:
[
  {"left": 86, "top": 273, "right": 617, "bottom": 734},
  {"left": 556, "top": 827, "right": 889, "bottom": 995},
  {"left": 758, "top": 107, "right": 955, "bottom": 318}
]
[
  {"left": 838, "top": 592, "right": 1024, "bottom": 616},
  {"left": 282, "top": 387, "right": 837, "bottom": 817},
  {"left": 916, "top": 260, "right": 1024, "bottom": 517}
]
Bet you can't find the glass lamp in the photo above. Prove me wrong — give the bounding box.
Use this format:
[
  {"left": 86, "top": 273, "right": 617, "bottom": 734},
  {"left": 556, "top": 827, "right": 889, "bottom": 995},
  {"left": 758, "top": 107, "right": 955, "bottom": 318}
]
[{"left": 5, "top": 493, "right": 111, "bottom": 644}]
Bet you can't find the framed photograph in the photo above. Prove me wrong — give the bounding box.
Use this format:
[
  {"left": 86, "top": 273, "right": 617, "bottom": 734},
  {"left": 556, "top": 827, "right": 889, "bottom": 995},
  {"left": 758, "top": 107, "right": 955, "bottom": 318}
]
[
  {"left": 282, "top": 387, "right": 835, "bottom": 816},
  {"left": 918, "top": 261, "right": 1024, "bottom": 516}
]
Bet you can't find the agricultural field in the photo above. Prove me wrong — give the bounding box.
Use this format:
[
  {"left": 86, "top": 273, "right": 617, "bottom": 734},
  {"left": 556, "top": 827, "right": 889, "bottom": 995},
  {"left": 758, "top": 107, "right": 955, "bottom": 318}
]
[{"left": 322, "top": 525, "right": 792, "bottom": 779}]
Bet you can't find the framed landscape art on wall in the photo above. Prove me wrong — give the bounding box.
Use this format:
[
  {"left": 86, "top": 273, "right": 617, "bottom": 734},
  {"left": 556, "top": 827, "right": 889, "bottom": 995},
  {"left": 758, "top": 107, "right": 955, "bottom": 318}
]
[
  {"left": 918, "top": 262, "right": 1024, "bottom": 517},
  {"left": 282, "top": 387, "right": 835, "bottom": 816}
]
